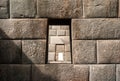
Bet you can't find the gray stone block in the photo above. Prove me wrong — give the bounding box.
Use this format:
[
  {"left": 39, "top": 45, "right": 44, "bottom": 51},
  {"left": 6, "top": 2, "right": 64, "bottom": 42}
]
[
  {"left": 83, "top": 0, "right": 118, "bottom": 18},
  {"left": 0, "top": 19, "right": 47, "bottom": 39},
  {"left": 32, "top": 64, "right": 73, "bottom": 81},
  {"left": 72, "top": 19, "right": 120, "bottom": 39},
  {"left": 116, "top": 65, "right": 120, "bottom": 81},
  {"left": 37, "top": 0, "right": 82, "bottom": 18},
  {"left": 0, "top": 65, "right": 31, "bottom": 81},
  {"left": 0, "top": 40, "right": 21, "bottom": 64},
  {"left": 90, "top": 65, "right": 115, "bottom": 81},
  {"left": 10, "top": 0, "right": 36, "bottom": 18},
  {"left": 0, "top": 0, "right": 9, "bottom": 18},
  {"left": 22, "top": 40, "right": 46, "bottom": 64},
  {"left": 72, "top": 40, "right": 96, "bottom": 64},
  {"left": 73, "top": 65, "right": 89, "bottom": 81},
  {"left": 97, "top": 40, "right": 120, "bottom": 63}
]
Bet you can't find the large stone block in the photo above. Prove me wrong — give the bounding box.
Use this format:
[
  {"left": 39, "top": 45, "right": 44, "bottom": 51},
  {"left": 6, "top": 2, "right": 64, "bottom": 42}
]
[
  {"left": 72, "top": 19, "right": 120, "bottom": 39},
  {"left": 22, "top": 40, "right": 46, "bottom": 64},
  {"left": 83, "top": 0, "right": 118, "bottom": 18},
  {"left": 0, "top": 40, "right": 21, "bottom": 64},
  {"left": 10, "top": 0, "right": 36, "bottom": 18},
  {"left": 0, "top": 0, "right": 9, "bottom": 18},
  {"left": 0, "top": 19, "right": 47, "bottom": 39},
  {"left": 0, "top": 65, "right": 31, "bottom": 81},
  {"left": 90, "top": 65, "right": 115, "bottom": 81},
  {"left": 32, "top": 64, "right": 73, "bottom": 81},
  {"left": 37, "top": 0, "right": 82, "bottom": 18},
  {"left": 72, "top": 40, "right": 96, "bottom": 64},
  {"left": 73, "top": 65, "right": 89, "bottom": 81},
  {"left": 116, "top": 65, "right": 120, "bottom": 81},
  {"left": 97, "top": 40, "right": 120, "bottom": 63}
]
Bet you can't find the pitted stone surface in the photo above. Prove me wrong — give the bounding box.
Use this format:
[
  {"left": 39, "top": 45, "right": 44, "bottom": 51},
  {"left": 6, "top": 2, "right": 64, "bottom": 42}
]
[
  {"left": 10, "top": 0, "right": 36, "bottom": 18},
  {"left": 90, "top": 65, "right": 115, "bottom": 81},
  {"left": 0, "top": 19, "right": 47, "bottom": 39},
  {"left": 72, "top": 19, "right": 120, "bottom": 39},
  {"left": 0, "top": 40, "right": 21, "bottom": 64},
  {"left": 0, "top": 0, "right": 9, "bottom": 18},
  {"left": 22, "top": 40, "right": 46, "bottom": 64},
  {"left": 37, "top": 0, "right": 82, "bottom": 18},
  {"left": 83, "top": 0, "right": 118, "bottom": 18},
  {"left": 32, "top": 64, "right": 89, "bottom": 81},
  {"left": 73, "top": 40, "right": 96, "bottom": 64},
  {"left": 97, "top": 40, "right": 120, "bottom": 63}
]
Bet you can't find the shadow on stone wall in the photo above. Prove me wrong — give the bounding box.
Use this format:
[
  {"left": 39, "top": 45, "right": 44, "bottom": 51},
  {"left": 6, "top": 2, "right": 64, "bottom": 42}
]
[{"left": 0, "top": 29, "right": 58, "bottom": 81}]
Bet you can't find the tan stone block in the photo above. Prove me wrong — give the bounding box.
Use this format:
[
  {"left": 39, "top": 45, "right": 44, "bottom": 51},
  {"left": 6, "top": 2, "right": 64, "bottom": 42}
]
[
  {"left": 66, "top": 30, "right": 69, "bottom": 36},
  {"left": 49, "top": 44, "right": 55, "bottom": 52},
  {"left": 49, "top": 30, "right": 57, "bottom": 36},
  {"left": 83, "top": 0, "right": 118, "bottom": 18},
  {"left": 52, "top": 25, "right": 60, "bottom": 30},
  {"left": 49, "top": 36, "right": 70, "bottom": 44},
  {"left": 57, "top": 30, "right": 66, "bottom": 36},
  {"left": 37, "top": 0, "right": 83, "bottom": 18},
  {"left": 60, "top": 25, "right": 69, "bottom": 30},
  {"left": 65, "top": 52, "right": 71, "bottom": 61},
  {"left": 48, "top": 52, "right": 55, "bottom": 61},
  {"left": 56, "top": 45, "right": 65, "bottom": 52},
  {"left": 72, "top": 19, "right": 120, "bottom": 40},
  {"left": 65, "top": 44, "right": 70, "bottom": 52}
]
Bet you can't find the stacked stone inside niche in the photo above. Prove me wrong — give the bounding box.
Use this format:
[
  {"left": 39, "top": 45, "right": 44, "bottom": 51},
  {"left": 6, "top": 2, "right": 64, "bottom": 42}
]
[{"left": 48, "top": 25, "right": 71, "bottom": 63}]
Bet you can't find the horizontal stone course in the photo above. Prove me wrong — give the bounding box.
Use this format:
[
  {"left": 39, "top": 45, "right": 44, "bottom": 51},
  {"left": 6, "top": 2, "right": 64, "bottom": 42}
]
[
  {"left": 0, "top": 19, "right": 47, "bottom": 39},
  {"left": 37, "top": 0, "right": 83, "bottom": 18},
  {"left": 97, "top": 40, "right": 120, "bottom": 63},
  {"left": 32, "top": 64, "right": 89, "bottom": 81},
  {"left": 72, "top": 19, "right": 120, "bottom": 39}
]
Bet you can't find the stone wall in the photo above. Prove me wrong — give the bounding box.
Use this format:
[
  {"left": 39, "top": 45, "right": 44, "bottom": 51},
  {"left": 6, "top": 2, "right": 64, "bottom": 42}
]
[{"left": 0, "top": 0, "right": 120, "bottom": 81}]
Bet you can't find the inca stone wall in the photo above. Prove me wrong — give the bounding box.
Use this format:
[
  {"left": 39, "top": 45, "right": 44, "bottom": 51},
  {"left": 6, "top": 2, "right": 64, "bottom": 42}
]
[{"left": 0, "top": 0, "right": 120, "bottom": 81}]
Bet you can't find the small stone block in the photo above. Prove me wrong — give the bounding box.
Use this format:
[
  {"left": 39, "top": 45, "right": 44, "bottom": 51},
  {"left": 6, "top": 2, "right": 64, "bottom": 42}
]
[
  {"left": 57, "top": 30, "right": 66, "bottom": 36},
  {"left": 49, "top": 30, "right": 57, "bottom": 36},
  {"left": 48, "top": 52, "right": 55, "bottom": 61},
  {"left": 52, "top": 25, "right": 60, "bottom": 30},
  {"left": 66, "top": 30, "right": 69, "bottom": 36},
  {"left": 65, "top": 44, "right": 70, "bottom": 52},
  {"left": 50, "top": 36, "right": 70, "bottom": 44},
  {"left": 60, "top": 25, "right": 69, "bottom": 30},
  {"left": 65, "top": 52, "right": 71, "bottom": 61},
  {"left": 56, "top": 45, "right": 65, "bottom": 52},
  {"left": 49, "top": 44, "right": 55, "bottom": 52}
]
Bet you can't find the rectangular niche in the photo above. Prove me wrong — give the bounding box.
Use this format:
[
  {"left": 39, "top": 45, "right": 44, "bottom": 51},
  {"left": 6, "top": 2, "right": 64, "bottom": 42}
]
[{"left": 47, "top": 19, "right": 72, "bottom": 64}]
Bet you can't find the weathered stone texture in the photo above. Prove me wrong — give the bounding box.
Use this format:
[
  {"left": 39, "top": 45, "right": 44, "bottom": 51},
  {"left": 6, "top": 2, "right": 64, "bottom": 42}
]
[
  {"left": 73, "top": 40, "right": 96, "bottom": 64},
  {"left": 0, "top": 19, "right": 47, "bottom": 39},
  {"left": 0, "top": 65, "right": 31, "bottom": 81},
  {"left": 72, "top": 19, "right": 120, "bottom": 39},
  {"left": 83, "top": 0, "right": 118, "bottom": 18},
  {"left": 0, "top": 0, "right": 9, "bottom": 18},
  {"left": 37, "top": 0, "right": 82, "bottom": 18},
  {"left": 32, "top": 64, "right": 89, "bottom": 81},
  {"left": 73, "top": 65, "right": 89, "bottom": 81},
  {"left": 22, "top": 40, "right": 46, "bottom": 64},
  {"left": 0, "top": 40, "right": 21, "bottom": 64},
  {"left": 97, "top": 40, "right": 120, "bottom": 63},
  {"left": 116, "top": 65, "right": 120, "bottom": 81},
  {"left": 10, "top": 0, "right": 36, "bottom": 18},
  {"left": 90, "top": 65, "right": 115, "bottom": 81}
]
